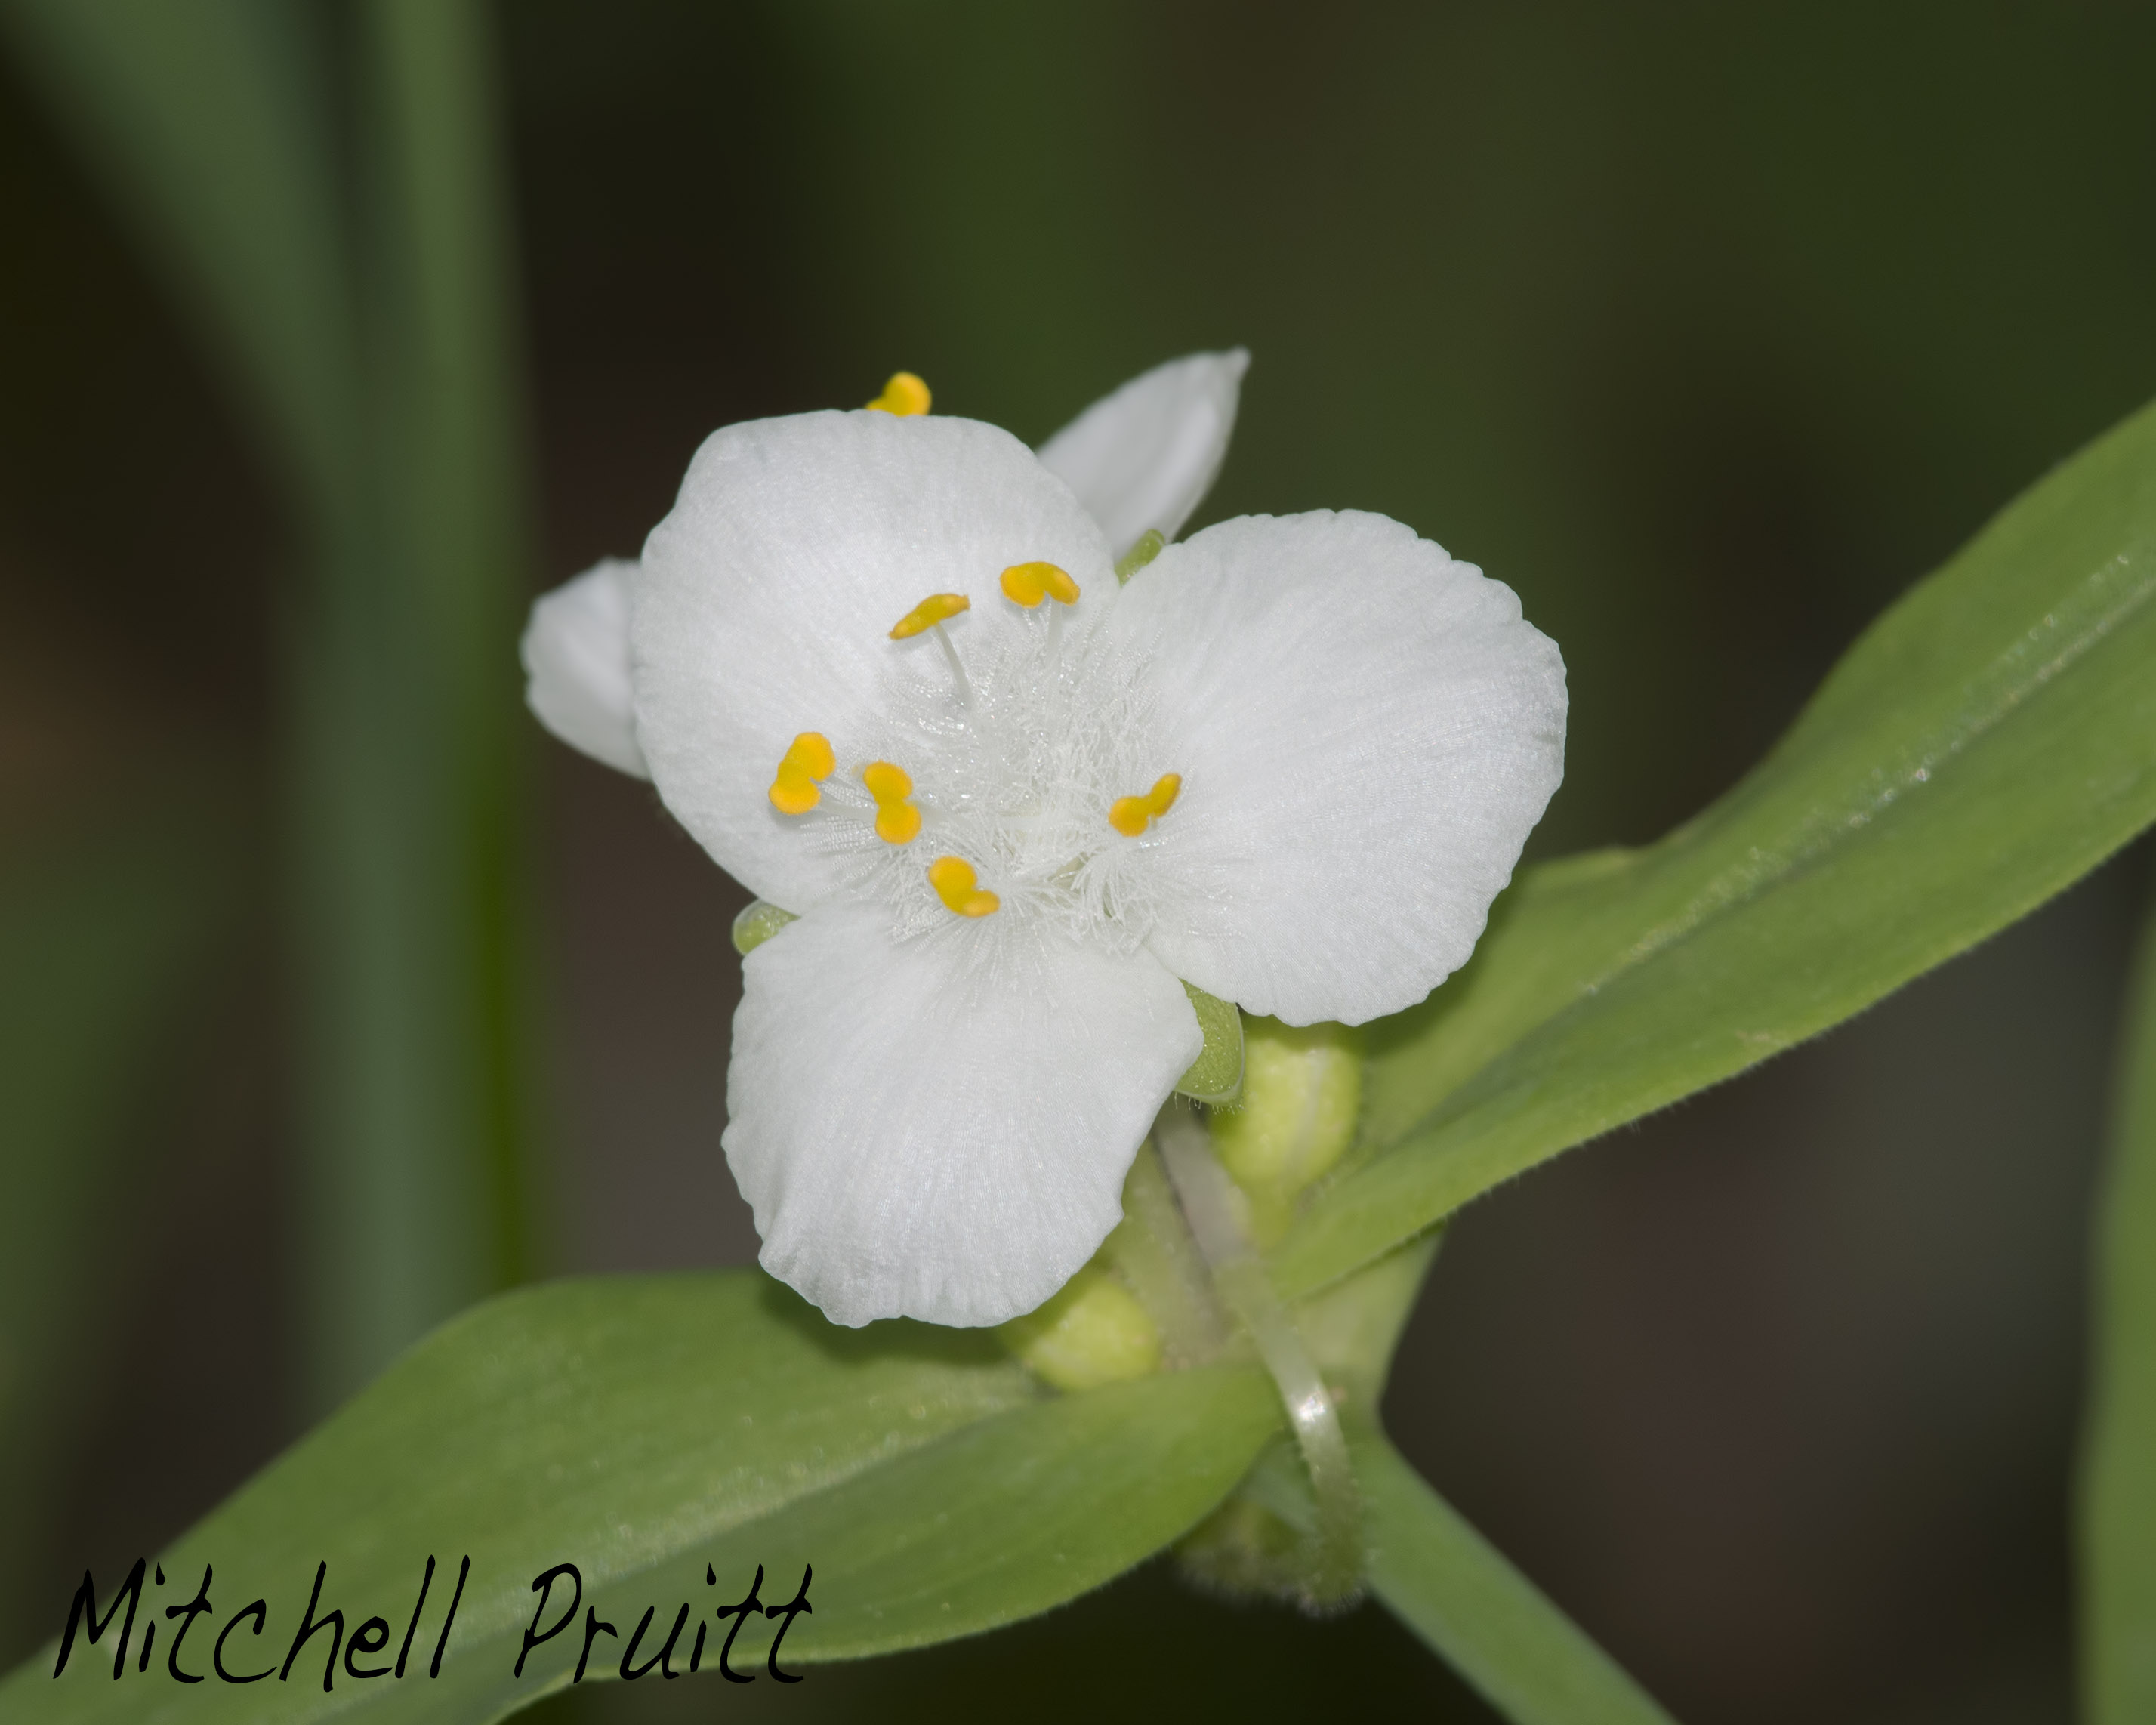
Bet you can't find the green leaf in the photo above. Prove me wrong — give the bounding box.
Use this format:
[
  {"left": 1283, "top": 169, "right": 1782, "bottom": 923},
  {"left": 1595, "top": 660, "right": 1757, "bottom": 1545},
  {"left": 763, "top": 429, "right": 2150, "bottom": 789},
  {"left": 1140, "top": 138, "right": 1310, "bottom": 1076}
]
[
  {"left": 5, "top": 1272, "right": 1282, "bottom": 1721},
  {"left": 2081, "top": 897, "right": 2156, "bottom": 1723},
  {"left": 1275, "top": 396, "right": 2156, "bottom": 1301},
  {"left": 1359, "top": 1432, "right": 1677, "bottom": 1725}
]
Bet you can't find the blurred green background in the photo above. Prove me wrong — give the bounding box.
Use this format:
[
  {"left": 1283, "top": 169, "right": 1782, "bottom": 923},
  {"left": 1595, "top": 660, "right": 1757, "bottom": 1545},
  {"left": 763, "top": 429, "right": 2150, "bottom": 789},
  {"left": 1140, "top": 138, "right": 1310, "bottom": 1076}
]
[{"left": 3, "top": 3, "right": 2153, "bottom": 1720}]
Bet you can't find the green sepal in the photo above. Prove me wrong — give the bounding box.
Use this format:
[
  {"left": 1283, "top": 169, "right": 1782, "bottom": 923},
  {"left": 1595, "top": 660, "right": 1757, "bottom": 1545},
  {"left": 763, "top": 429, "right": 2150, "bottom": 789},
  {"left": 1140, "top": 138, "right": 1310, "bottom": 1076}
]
[
  {"left": 732, "top": 897, "right": 798, "bottom": 955},
  {"left": 1174, "top": 982, "right": 1244, "bottom": 1103},
  {"left": 1114, "top": 527, "right": 1166, "bottom": 583}
]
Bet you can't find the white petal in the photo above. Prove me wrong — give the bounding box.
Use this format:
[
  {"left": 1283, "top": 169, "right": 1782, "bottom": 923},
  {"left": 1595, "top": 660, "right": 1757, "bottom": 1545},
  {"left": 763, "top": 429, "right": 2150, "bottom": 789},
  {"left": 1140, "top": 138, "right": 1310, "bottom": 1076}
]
[
  {"left": 634, "top": 411, "right": 1116, "bottom": 910},
  {"left": 1110, "top": 511, "right": 1566, "bottom": 1026},
  {"left": 1036, "top": 350, "right": 1250, "bottom": 560},
  {"left": 520, "top": 560, "right": 649, "bottom": 778},
  {"left": 725, "top": 900, "right": 1201, "bottom": 1328}
]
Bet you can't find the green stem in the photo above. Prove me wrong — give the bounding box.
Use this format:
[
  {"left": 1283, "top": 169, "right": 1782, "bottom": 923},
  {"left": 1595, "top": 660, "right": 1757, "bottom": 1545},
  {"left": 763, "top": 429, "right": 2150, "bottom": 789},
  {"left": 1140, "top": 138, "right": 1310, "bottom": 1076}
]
[
  {"left": 1104, "top": 1136, "right": 1229, "bottom": 1368},
  {"left": 1157, "top": 1105, "right": 1363, "bottom": 1609}
]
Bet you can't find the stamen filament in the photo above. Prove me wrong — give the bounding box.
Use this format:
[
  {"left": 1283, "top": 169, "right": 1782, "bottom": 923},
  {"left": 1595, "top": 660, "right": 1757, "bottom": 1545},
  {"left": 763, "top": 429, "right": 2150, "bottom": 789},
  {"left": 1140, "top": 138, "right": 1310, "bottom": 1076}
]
[{"left": 933, "top": 623, "right": 973, "bottom": 708}]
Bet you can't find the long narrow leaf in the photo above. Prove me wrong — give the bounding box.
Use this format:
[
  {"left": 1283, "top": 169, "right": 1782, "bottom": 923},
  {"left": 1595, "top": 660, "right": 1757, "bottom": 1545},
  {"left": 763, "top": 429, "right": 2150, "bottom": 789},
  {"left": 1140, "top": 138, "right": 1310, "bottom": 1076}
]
[
  {"left": 1359, "top": 1433, "right": 1677, "bottom": 1725},
  {"left": 369, "top": 0, "right": 540, "bottom": 1295},
  {"left": 5, "top": 1273, "right": 1283, "bottom": 1721},
  {"left": 0, "top": 0, "right": 357, "bottom": 520},
  {"left": 2081, "top": 887, "right": 2156, "bottom": 1722},
  {"left": 1277, "top": 397, "right": 2156, "bottom": 1300},
  {"left": 279, "top": 0, "right": 543, "bottom": 1398}
]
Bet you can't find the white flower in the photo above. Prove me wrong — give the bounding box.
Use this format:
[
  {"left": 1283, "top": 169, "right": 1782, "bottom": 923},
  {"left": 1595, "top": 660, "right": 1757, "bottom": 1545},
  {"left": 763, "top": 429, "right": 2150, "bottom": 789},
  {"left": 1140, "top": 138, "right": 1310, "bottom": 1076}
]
[
  {"left": 522, "top": 351, "right": 1254, "bottom": 781},
  {"left": 523, "top": 354, "right": 1566, "bottom": 1330}
]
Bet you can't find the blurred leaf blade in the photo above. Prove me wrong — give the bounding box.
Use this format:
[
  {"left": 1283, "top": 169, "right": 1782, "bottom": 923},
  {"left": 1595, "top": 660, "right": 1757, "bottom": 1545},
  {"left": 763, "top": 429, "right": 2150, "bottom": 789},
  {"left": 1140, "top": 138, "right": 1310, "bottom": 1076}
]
[
  {"left": 0, "top": 772, "right": 248, "bottom": 1654},
  {"left": 4, "top": 0, "right": 547, "bottom": 1401},
  {"left": 1275, "top": 397, "right": 2156, "bottom": 1301},
  {"left": 369, "top": 0, "right": 541, "bottom": 1296},
  {"left": 280, "top": 0, "right": 544, "bottom": 1396},
  {"left": 1359, "top": 1433, "right": 1676, "bottom": 1725},
  {"left": 5, "top": 1272, "right": 1283, "bottom": 1720},
  {"left": 0, "top": 0, "right": 358, "bottom": 520},
  {"left": 2081, "top": 890, "right": 2156, "bottom": 1723}
]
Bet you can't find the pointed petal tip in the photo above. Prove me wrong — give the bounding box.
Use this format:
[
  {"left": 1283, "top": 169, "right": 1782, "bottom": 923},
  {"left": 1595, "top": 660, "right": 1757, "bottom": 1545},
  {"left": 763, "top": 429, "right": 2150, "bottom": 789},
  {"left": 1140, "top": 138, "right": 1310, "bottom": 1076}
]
[{"left": 1038, "top": 348, "right": 1254, "bottom": 560}]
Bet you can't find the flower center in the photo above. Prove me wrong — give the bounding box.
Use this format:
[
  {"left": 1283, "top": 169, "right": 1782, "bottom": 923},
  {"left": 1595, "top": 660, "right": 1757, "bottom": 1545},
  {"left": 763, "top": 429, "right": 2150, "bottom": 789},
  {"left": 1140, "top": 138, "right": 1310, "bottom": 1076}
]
[{"left": 766, "top": 569, "right": 1181, "bottom": 942}]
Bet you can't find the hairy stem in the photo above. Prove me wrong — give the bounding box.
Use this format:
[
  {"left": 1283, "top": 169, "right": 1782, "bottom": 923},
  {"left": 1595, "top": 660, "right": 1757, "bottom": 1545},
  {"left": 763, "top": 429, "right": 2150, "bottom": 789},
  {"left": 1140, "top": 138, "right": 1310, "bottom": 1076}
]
[{"left": 1156, "top": 1104, "right": 1363, "bottom": 1609}]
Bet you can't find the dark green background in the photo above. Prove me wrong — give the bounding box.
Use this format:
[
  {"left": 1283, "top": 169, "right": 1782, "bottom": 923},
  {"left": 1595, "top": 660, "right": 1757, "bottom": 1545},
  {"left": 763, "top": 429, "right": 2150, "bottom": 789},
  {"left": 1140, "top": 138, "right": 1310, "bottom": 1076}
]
[{"left": 3, "top": 4, "right": 2152, "bottom": 1720}]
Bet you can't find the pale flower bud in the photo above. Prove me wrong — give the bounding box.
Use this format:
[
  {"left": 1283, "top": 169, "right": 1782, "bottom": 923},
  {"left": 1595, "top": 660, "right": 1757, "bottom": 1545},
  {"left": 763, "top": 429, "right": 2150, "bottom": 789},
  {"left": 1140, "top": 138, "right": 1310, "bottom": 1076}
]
[
  {"left": 1208, "top": 1017, "right": 1362, "bottom": 1246},
  {"left": 997, "top": 1263, "right": 1162, "bottom": 1391}
]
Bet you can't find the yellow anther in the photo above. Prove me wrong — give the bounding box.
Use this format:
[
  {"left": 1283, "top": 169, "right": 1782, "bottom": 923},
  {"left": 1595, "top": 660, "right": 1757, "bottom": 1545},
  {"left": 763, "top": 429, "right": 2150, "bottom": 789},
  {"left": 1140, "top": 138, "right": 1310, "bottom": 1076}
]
[
  {"left": 890, "top": 592, "right": 971, "bottom": 640},
  {"left": 928, "top": 855, "right": 1000, "bottom": 918},
  {"left": 1109, "top": 773, "right": 1183, "bottom": 838},
  {"left": 999, "top": 560, "right": 1081, "bottom": 609},
  {"left": 769, "top": 731, "right": 836, "bottom": 814},
  {"left": 862, "top": 761, "right": 921, "bottom": 845},
  {"left": 865, "top": 372, "right": 931, "bottom": 416}
]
